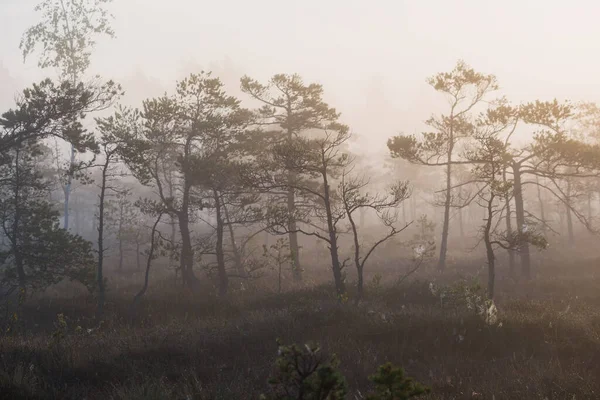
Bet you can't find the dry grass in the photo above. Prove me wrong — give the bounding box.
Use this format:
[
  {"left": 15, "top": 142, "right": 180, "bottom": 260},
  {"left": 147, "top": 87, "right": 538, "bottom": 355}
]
[{"left": 1, "top": 248, "right": 600, "bottom": 399}]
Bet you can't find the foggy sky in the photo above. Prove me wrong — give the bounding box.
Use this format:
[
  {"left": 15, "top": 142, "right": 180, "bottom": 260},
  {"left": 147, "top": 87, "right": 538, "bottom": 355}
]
[{"left": 1, "top": 0, "right": 600, "bottom": 154}]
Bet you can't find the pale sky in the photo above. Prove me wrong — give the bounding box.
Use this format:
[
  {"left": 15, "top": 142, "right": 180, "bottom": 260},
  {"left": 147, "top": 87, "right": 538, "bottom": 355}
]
[{"left": 2, "top": 0, "right": 600, "bottom": 154}]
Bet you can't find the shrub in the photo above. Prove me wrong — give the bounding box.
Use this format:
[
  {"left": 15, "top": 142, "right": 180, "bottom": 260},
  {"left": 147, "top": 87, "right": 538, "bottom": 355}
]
[
  {"left": 261, "top": 340, "right": 348, "bottom": 400},
  {"left": 366, "top": 362, "right": 430, "bottom": 400}
]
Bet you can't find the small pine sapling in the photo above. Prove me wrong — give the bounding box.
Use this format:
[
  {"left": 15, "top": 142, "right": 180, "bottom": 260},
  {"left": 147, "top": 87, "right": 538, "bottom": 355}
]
[
  {"left": 366, "top": 362, "right": 429, "bottom": 400},
  {"left": 261, "top": 340, "right": 348, "bottom": 400}
]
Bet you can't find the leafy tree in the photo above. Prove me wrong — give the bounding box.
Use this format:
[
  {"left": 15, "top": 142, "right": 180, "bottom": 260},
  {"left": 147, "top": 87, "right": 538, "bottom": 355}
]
[
  {"left": 241, "top": 74, "right": 344, "bottom": 282},
  {"left": 21, "top": 0, "right": 116, "bottom": 230},
  {"left": 388, "top": 60, "right": 498, "bottom": 271}
]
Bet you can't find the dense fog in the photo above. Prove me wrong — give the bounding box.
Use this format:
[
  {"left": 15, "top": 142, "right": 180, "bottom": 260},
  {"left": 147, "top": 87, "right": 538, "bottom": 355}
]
[{"left": 1, "top": 1, "right": 600, "bottom": 399}]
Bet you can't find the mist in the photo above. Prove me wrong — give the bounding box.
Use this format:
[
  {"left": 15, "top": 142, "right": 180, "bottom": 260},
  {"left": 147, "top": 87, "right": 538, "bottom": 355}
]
[{"left": 1, "top": 1, "right": 600, "bottom": 399}]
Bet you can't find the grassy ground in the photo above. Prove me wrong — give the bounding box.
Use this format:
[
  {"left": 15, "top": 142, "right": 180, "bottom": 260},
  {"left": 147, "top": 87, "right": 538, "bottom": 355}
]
[{"left": 1, "top": 250, "right": 599, "bottom": 399}]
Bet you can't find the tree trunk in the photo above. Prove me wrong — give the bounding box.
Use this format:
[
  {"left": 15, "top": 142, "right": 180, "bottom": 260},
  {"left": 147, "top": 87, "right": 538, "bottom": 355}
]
[
  {"left": 118, "top": 200, "right": 124, "bottom": 270},
  {"left": 11, "top": 146, "right": 26, "bottom": 297},
  {"left": 63, "top": 145, "right": 75, "bottom": 230},
  {"left": 223, "top": 203, "right": 244, "bottom": 276},
  {"left": 96, "top": 153, "right": 110, "bottom": 320},
  {"left": 214, "top": 191, "right": 228, "bottom": 297},
  {"left": 566, "top": 181, "right": 574, "bottom": 245},
  {"left": 484, "top": 193, "right": 496, "bottom": 300},
  {"left": 512, "top": 162, "right": 531, "bottom": 279},
  {"left": 347, "top": 201, "right": 363, "bottom": 300},
  {"left": 535, "top": 176, "right": 546, "bottom": 234},
  {"left": 287, "top": 182, "right": 302, "bottom": 282},
  {"left": 503, "top": 169, "right": 515, "bottom": 275},
  {"left": 132, "top": 213, "right": 163, "bottom": 310},
  {"left": 178, "top": 211, "right": 198, "bottom": 289},
  {"left": 74, "top": 196, "right": 81, "bottom": 235},
  {"left": 438, "top": 161, "right": 452, "bottom": 271},
  {"left": 322, "top": 171, "right": 345, "bottom": 295}
]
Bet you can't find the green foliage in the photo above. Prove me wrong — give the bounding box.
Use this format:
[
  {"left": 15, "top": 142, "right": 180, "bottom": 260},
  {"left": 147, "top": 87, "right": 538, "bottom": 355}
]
[
  {"left": 21, "top": 0, "right": 115, "bottom": 78},
  {"left": 0, "top": 78, "right": 119, "bottom": 157},
  {"left": 261, "top": 341, "right": 348, "bottom": 400},
  {"left": 0, "top": 142, "right": 96, "bottom": 294},
  {"left": 262, "top": 342, "right": 430, "bottom": 400},
  {"left": 366, "top": 362, "right": 429, "bottom": 400}
]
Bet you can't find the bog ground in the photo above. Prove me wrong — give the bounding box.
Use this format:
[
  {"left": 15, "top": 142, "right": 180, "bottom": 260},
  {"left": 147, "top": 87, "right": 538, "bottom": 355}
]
[{"left": 1, "top": 250, "right": 599, "bottom": 400}]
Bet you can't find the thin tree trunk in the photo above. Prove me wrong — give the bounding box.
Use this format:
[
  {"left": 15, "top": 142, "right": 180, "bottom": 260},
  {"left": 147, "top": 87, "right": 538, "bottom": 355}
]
[
  {"left": 503, "top": 169, "right": 515, "bottom": 275},
  {"left": 322, "top": 170, "right": 345, "bottom": 295},
  {"left": 13, "top": 146, "right": 26, "bottom": 297},
  {"left": 214, "top": 191, "right": 228, "bottom": 297},
  {"left": 132, "top": 212, "right": 163, "bottom": 309},
  {"left": 178, "top": 212, "right": 197, "bottom": 289},
  {"left": 96, "top": 151, "right": 110, "bottom": 320},
  {"left": 118, "top": 200, "right": 124, "bottom": 270},
  {"left": 484, "top": 194, "right": 496, "bottom": 300},
  {"left": 287, "top": 182, "right": 302, "bottom": 282},
  {"left": 74, "top": 196, "right": 81, "bottom": 235},
  {"left": 535, "top": 175, "right": 546, "bottom": 234},
  {"left": 347, "top": 202, "right": 363, "bottom": 300},
  {"left": 566, "top": 180, "right": 574, "bottom": 245},
  {"left": 438, "top": 161, "right": 452, "bottom": 271},
  {"left": 63, "top": 145, "right": 75, "bottom": 230},
  {"left": 178, "top": 174, "right": 199, "bottom": 289},
  {"left": 512, "top": 162, "right": 531, "bottom": 279},
  {"left": 223, "top": 202, "right": 244, "bottom": 276}
]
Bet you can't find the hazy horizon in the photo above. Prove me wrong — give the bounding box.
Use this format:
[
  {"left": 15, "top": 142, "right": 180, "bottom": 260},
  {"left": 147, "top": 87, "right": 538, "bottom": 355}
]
[{"left": 2, "top": 0, "right": 600, "bottom": 154}]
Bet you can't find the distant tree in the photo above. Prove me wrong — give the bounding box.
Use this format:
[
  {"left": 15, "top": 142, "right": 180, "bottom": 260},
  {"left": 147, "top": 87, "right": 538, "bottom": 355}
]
[
  {"left": 262, "top": 238, "right": 292, "bottom": 294},
  {"left": 131, "top": 199, "right": 165, "bottom": 310},
  {"left": 93, "top": 107, "right": 132, "bottom": 317},
  {"left": 339, "top": 172, "right": 411, "bottom": 300},
  {"left": 241, "top": 74, "right": 344, "bottom": 282},
  {"left": 388, "top": 61, "right": 498, "bottom": 271},
  {"left": 106, "top": 190, "right": 140, "bottom": 271},
  {"left": 21, "top": 0, "right": 116, "bottom": 230}
]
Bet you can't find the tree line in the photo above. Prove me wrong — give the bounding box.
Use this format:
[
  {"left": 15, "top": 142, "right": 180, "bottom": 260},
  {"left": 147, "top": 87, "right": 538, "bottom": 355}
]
[{"left": 3, "top": 0, "right": 600, "bottom": 317}]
